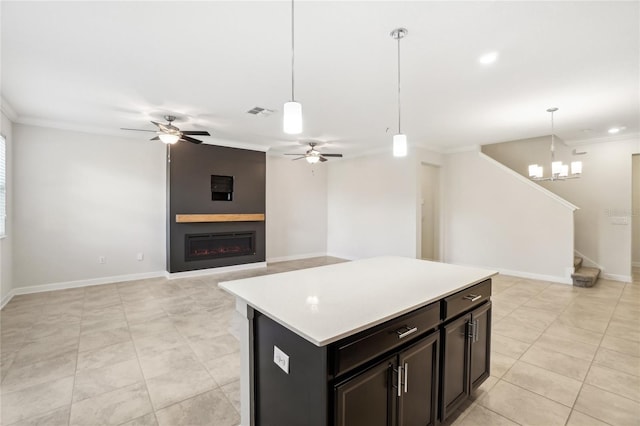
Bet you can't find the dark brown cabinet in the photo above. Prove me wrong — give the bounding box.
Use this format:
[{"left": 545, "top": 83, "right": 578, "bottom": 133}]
[
  {"left": 250, "top": 279, "right": 492, "bottom": 426},
  {"left": 440, "top": 301, "right": 492, "bottom": 421},
  {"left": 335, "top": 332, "right": 439, "bottom": 426}
]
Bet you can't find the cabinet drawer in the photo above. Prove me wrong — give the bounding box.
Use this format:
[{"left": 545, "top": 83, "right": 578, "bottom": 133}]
[
  {"left": 443, "top": 280, "right": 491, "bottom": 321},
  {"left": 333, "top": 302, "right": 440, "bottom": 377}
]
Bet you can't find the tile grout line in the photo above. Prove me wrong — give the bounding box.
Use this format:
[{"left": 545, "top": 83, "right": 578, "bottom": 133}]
[
  {"left": 563, "top": 279, "right": 627, "bottom": 426},
  {"left": 117, "top": 282, "right": 157, "bottom": 425}
]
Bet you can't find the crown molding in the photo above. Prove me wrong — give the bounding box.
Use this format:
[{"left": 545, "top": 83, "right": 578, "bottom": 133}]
[
  {"left": 202, "top": 138, "right": 270, "bottom": 152},
  {"left": 441, "top": 144, "right": 481, "bottom": 154},
  {"left": 0, "top": 97, "right": 18, "bottom": 122},
  {"left": 565, "top": 132, "right": 640, "bottom": 147},
  {"left": 13, "top": 115, "right": 271, "bottom": 152}
]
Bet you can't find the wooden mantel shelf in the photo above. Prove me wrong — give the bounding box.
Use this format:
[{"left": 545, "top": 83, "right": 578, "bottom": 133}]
[{"left": 176, "top": 214, "right": 265, "bottom": 223}]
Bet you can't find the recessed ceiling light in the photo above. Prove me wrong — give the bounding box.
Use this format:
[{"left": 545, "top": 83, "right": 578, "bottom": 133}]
[
  {"left": 479, "top": 52, "right": 498, "bottom": 65},
  {"left": 608, "top": 127, "right": 621, "bottom": 134}
]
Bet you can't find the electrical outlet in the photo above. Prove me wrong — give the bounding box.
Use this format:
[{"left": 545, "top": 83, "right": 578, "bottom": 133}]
[
  {"left": 273, "top": 345, "right": 289, "bottom": 374},
  {"left": 136, "top": 252, "right": 144, "bottom": 261},
  {"left": 99, "top": 256, "right": 106, "bottom": 264}
]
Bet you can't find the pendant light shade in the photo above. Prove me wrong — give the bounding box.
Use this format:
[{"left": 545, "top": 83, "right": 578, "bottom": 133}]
[
  {"left": 283, "top": 0, "right": 302, "bottom": 135},
  {"left": 283, "top": 101, "right": 302, "bottom": 134},
  {"left": 393, "top": 134, "right": 407, "bottom": 157},
  {"left": 391, "top": 28, "right": 408, "bottom": 158}
]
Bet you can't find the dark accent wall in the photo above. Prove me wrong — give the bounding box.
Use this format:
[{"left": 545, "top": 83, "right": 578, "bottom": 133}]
[{"left": 167, "top": 143, "right": 266, "bottom": 272}]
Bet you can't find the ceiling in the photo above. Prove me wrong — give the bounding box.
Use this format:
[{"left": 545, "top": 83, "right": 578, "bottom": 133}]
[{"left": 2, "top": 1, "right": 638, "bottom": 156}]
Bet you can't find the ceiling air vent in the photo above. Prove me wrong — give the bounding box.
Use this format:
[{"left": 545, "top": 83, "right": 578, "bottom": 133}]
[{"left": 247, "top": 107, "right": 274, "bottom": 116}]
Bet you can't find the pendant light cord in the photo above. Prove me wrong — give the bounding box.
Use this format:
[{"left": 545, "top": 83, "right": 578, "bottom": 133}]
[
  {"left": 291, "top": 0, "right": 295, "bottom": 102},
  {"left": 397, "top": 35, "right": 402, "bottom": 134},
  {"left": 550, "top": 109, "right": 555, "bottom": 162}
]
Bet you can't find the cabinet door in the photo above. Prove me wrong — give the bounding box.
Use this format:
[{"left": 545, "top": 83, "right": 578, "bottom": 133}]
[
  {"left": 470, "top": 302, "right": 491, "bottom": 391},
  {"left": 397, "top": 332, "right": 439, "bottom": 426},
  {"left": 440, "top": 313, "right": 471, "bottom": 421},
  {"left": 335, "top": 356, "right": 396, "bottom": 426}
]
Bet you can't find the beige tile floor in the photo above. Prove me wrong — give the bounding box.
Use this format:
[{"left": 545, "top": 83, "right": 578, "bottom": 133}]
[{"left": 0, "top": 260, "right": 638, "bottom": 426}]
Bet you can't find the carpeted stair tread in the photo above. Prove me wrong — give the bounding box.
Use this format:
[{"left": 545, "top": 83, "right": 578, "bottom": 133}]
[
  {"left": 571, "top": 266, "right": 600, "bottom": 288},
  {"left": 574, "top": 256, "right": 583, "bottom": 269}
]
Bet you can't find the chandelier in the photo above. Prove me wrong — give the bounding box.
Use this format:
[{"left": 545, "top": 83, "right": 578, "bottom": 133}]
[{"left": 528, "top": 108, "right": 582, "bottom": 181}]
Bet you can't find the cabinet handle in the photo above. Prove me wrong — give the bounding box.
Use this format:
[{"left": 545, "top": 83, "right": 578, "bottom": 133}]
[
  {"left": 467, "top": 321, "right": 474, "bottom": 339},
  {"left": 396, "top": 326, "right": 418, "bottom": 339},
  {"left": 474, "top": 319, "right": 479, "bottom": 343},
  {"left": 396, "top": 365, "right": 403, "bottom": 397},
  {"left": 464, "top": 294, "right": 482, "bottom": 302},
  {"left": 403, "top": 362, "right": 409, "bottom": 393}
]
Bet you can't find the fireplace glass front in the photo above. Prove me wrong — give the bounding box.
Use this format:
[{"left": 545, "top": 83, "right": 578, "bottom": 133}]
[{"left": 185, "top": 231, "right": 256, "bottom": 261}]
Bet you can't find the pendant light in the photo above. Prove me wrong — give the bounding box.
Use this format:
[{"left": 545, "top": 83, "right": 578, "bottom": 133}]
[
  {"left": 391, "top": 28, "right": 408, "bottom": 157},
  {"left": 283, "top": 0, "right": 302, "bottom": 134},
  {"left": 528, "top": 108, "right": 582, "bottom": 181}
]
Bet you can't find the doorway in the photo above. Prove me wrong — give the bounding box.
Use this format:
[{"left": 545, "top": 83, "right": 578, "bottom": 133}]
[
  {"left": 633, "top": 154, "right": 639, "bottom": 278},
  {"left": 420, "top": 163, "right": 440, "bottom": 261}
]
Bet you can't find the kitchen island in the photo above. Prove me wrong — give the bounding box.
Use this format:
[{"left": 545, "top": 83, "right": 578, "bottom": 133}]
[{"left": 220, "top": 256, "right": 497, "bottom": 426}]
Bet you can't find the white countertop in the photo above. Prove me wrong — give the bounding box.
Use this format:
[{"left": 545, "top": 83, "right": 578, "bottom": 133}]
[{"left": 219, "top": 256, "right": 497, "bottom": 346}]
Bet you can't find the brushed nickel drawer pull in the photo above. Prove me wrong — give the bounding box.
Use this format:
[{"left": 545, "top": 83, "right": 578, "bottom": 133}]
[
  {"left": 396, "top": 326, "right": 418, "bottom": 339},
  {"left": 464, "top": 294, "right": 482, "bottom": 302}
]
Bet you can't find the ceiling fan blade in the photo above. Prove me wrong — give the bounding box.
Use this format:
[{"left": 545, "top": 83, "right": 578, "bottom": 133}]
[
  {"left": 292, "top": 156, "right": 306, "bottom": 161},
  {"left": 181, "top": 131, "right": 210, "bottom": 136},
  {"left": 121, "top": 128, "right": 156, "bottom": 132},
  {"left": 150, "top": 136, "right": 160, "bottom": 141},
  {"left": 321, "top": 154, "right": 343, "bottom": 157},
  {"left": 284, "top": 153, "right": 305, "bottom": 155},
  {"left": 319, "top": 156, "right": 328, "bottom": 162},
  {"left": 180, "top": 135, "right": 203, "bottom": 144}
]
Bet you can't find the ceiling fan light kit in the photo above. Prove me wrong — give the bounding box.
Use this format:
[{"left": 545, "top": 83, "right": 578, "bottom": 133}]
[
  {"left": 528, "top": 108, "right": 582, "bottom": 182},
  {"left": 121, "top": 115, "right": 210, "bottom": 145},
  {"left": 159, "top": 133, "right": 180, "bottom": 144},
  {"left": 284, "top": 141, "right": 343, "bottom": 163},
  {"left": 391, "top": 28, "right": 408, "bottom": 158},
  {"left": 283, "top": 0, "right": 303, "bottom": 135}
]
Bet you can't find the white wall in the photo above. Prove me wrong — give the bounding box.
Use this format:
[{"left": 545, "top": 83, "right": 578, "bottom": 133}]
[
  {"left": 443, "top": 150, "right": 575, "bottom": 282},
  {"left": 483, "top": 137, "right": 637, "bottom": 280},
  {"left": 632, "top": 154, "right": 640, "bottom": 266},
  {"left": 265, "top": 155, "right": 328, "bottom": 261},
  {"left": 327, "top": 151, "right": 418, "bottom": 260},
  {"left": 1, "top": 111, "right": 13, "bottom": 305},
  {"left": 13, "top": 125, "right": 166, "bottom": 289}
]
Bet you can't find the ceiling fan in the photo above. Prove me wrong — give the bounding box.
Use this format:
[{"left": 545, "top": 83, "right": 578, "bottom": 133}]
[
  {"left": 121, "top": 115, "right": 210, "bottom": 144},
  {"left": 284, "top": 142, "right": 343, "bottom": 164}
]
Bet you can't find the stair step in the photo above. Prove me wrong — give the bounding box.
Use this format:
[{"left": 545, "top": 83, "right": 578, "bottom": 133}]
[
  {"left": 571, "top": 267, "right": 600, "bottom": 288},
  {"left": 574, "top": 256, "right": 583, "bottom": 269}
]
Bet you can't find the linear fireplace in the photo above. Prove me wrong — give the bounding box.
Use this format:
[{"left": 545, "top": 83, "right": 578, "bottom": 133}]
[{"left": 185, "top": 231, "right": 256, "bottom": 262}]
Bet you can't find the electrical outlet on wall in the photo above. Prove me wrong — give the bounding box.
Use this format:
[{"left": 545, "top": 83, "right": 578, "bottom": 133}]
[
  {"left": 273, "top": 345, "right": 290, "bottom": 374},
  {"left": 137, "top": 253, "right": 144, "bottom": 261},
  {"left": 99, "top": 256, "right": 106, "bottom": 264}
]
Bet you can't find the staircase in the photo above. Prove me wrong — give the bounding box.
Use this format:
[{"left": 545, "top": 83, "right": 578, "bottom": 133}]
[{"left": 572, "top": 256, "right": 600, "bottom": 287}]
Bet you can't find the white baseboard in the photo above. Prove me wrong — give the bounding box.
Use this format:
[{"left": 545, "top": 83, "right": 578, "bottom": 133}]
[
  {"left": 1, "top": 289, "right": 16, "bottom": 310},
  {"left": 574, "top": 250, "right": 602, "bottom": 269},
  {"left": 601, "top": 273, "right": 632, "bottom": 283},
  {"left": 482, "top": 266, "right": 572, "bottom": 285},
  {"left": 8, "top": 270, "right": 167, "bottom": 299},
  {"left": 266, "top": 252, "right": 328, "bottom": 263},
  {"left": 166, "top": 262, "right": 267, "bottom": 279},
  {"left": 325, "top": 252, "right": 357, "bottom": 261}
]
